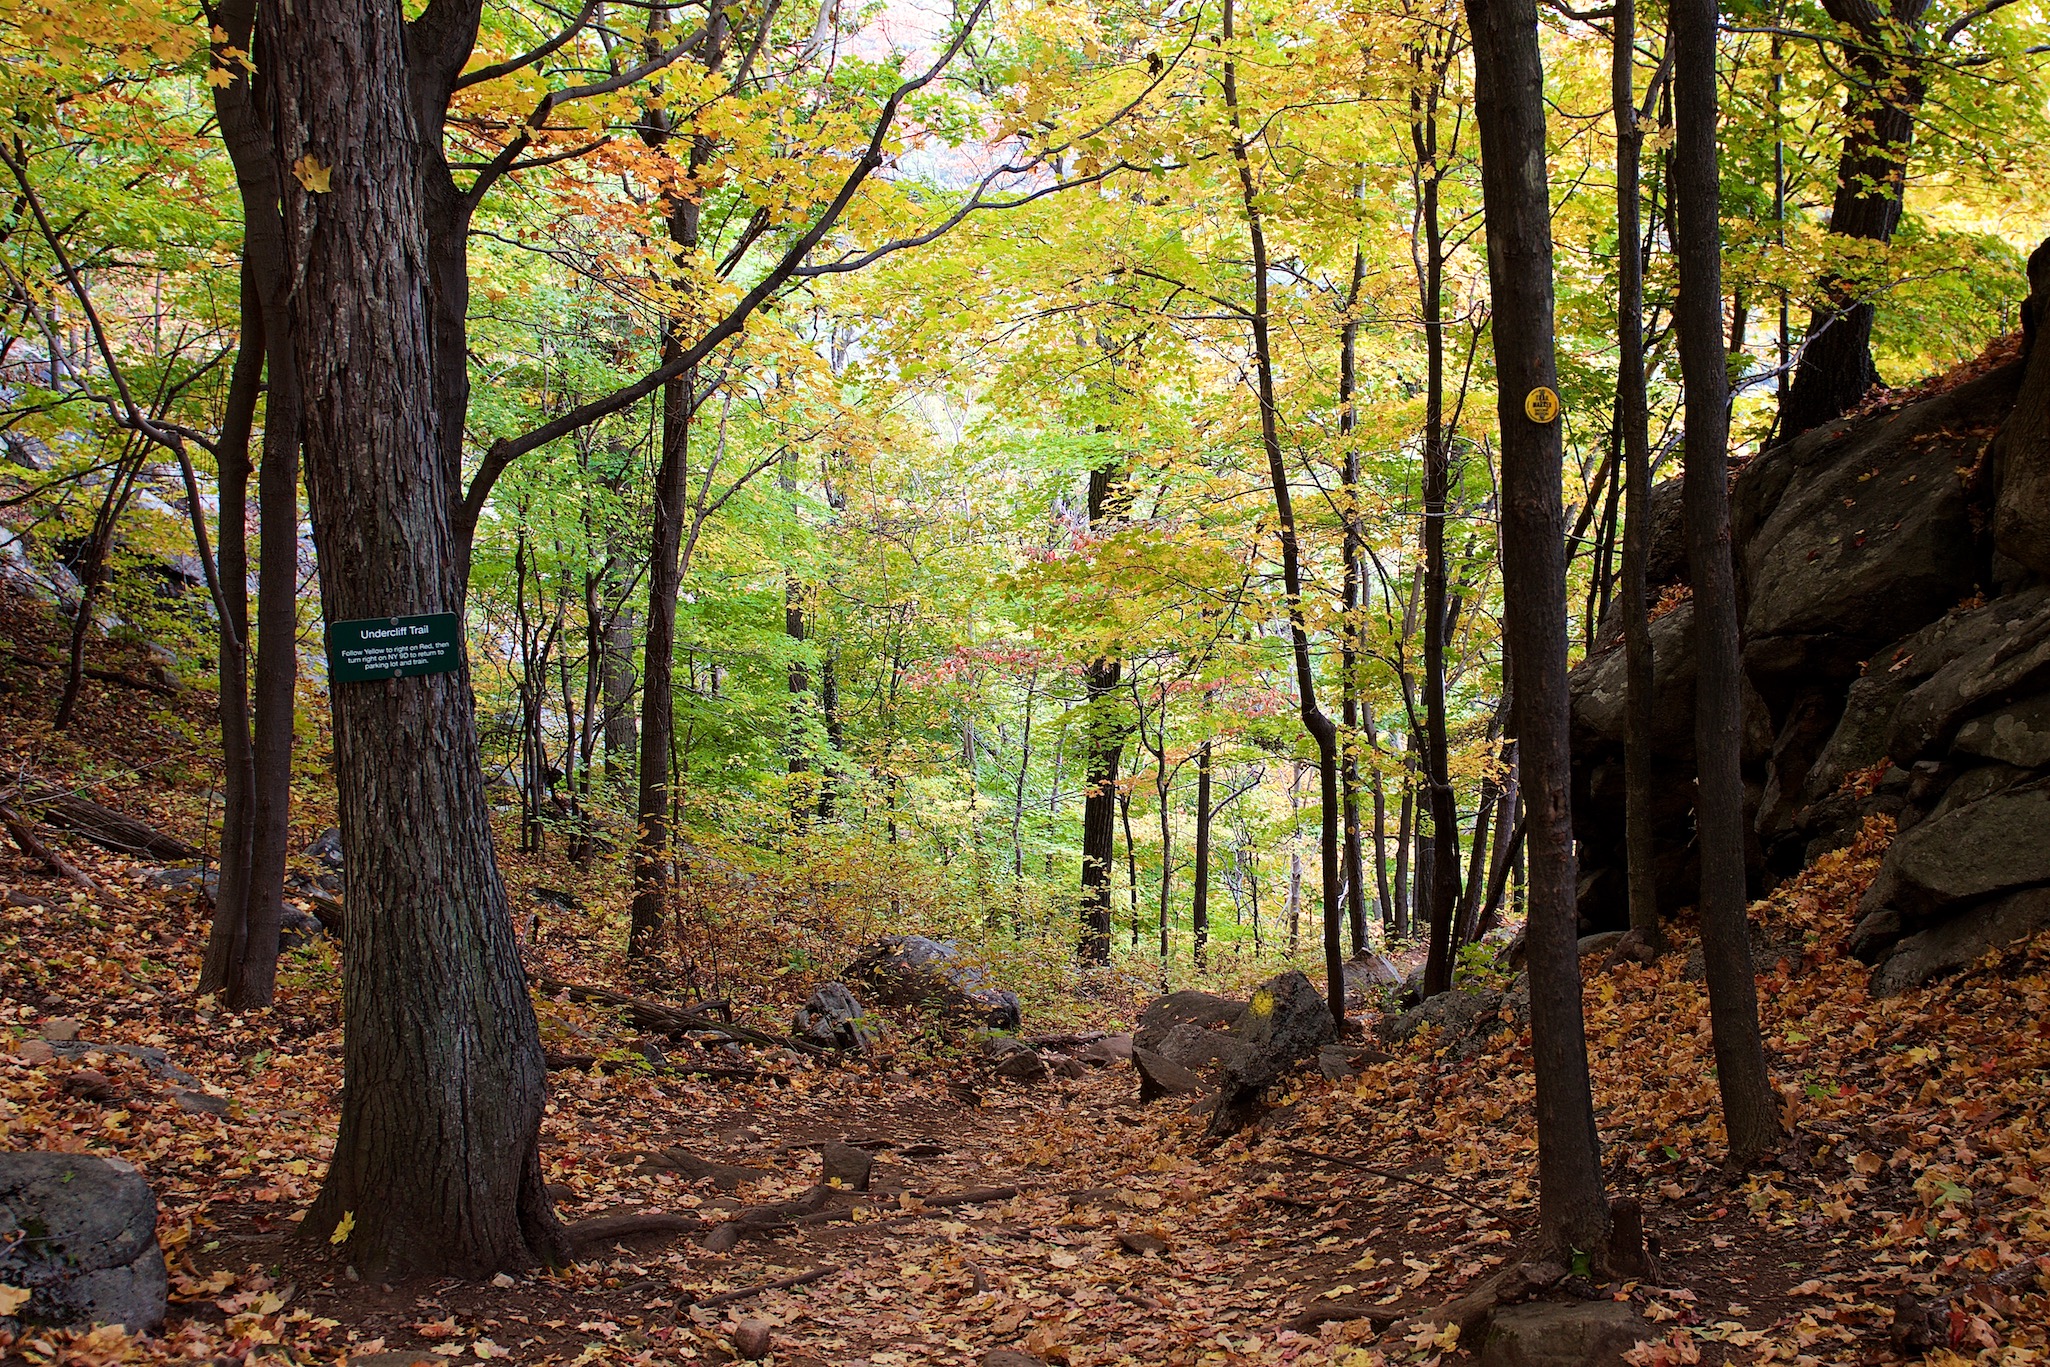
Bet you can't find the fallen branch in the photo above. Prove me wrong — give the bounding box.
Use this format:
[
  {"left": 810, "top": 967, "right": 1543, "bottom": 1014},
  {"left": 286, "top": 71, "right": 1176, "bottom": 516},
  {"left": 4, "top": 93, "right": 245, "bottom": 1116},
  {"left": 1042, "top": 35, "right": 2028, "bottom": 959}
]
[
  {"left": 1290, "top": 1302, "right": 1407, "bottom": 1333},
  {"left": 544, "top": 1052, "right": 782, "bottom": 1084},
  {"left": 788, "top": 1184, "right": 1020, "bottom": 1229},
  {"left": 689, "top": 1265, "right": 837, "bottom": 1309},
  {"left": 7, "top": 651, "right": 179, "bottom": 698},
  {"left": 11, "top": 781, "right": 198, "bottom": 860},
  {"left": 1288, "top": 1147, "right": 1498, "bottom": 1217},
  {"left": 0, "top": 802, "right": 103, "bottom": 894},
  {"left": 704, "top": 1183, "right": 1020, "bottom": 1252},
  {"left": 529, "top": 973, "right": 726, "bottom": 1032},
  {"left": 1023, "top": 1030, "right": 1108, "bottom": 1050},
  {"left": 529, "top": 973, "right": 829, "bottom": 1055}
]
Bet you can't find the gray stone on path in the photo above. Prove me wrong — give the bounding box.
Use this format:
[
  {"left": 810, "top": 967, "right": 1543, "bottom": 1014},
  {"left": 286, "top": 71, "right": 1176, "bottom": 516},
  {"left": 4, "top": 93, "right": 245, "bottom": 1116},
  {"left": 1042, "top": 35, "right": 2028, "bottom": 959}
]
[
  {"left": 1479, "top": 1301, "right": 1654, "bottom": 1367},
  {"left": 819, "top": 1140, "right": 873, "bottom": 1192}
]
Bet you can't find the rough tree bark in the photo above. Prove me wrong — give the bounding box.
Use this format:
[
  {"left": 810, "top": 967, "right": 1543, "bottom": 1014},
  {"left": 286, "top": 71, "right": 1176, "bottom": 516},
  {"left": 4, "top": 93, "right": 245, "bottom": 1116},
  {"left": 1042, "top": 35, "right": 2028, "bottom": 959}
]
[
  {"left": 1193, "top": 732, "right": 1213, "bottom": 969},
  {"left": 200, "top": 270, "right": 260, "bottom": 1003},
  {"left": 199, "top": 0, "right": 301, "bottom": 1009},
  {"left": 272, "top": 0, "right": 564, "bottom": 1274},
  {"left": 1672, "top": 0, "right": 1789, "bottom": 1167},
  {"left": 1465, "top": 0, "right": 1612, "bottom": 1262},
  {"left": 1614, "top": 0, "right": 1662, "bottom": 950},
  {"left": 1413, "top": 36, "right": 1465, "bottom": 1000},
  {"left": 1078, "top": 459, "right": 1127, "bottom": 964},
  {"left": 630, "top": 11, "right": 732, "bottom": 958},
  {"left": 1339, "top": 245, "right": 1370, "bottom": 956},
  {"left": 629, "top": 349, "right": 695, "bottom": 959}
]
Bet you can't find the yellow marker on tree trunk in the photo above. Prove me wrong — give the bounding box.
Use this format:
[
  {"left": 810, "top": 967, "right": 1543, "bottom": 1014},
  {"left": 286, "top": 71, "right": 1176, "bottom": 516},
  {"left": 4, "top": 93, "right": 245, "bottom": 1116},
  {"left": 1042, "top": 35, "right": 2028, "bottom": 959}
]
[{"left": 1524, "top": 386, "right": 1560, "bottom": 423}]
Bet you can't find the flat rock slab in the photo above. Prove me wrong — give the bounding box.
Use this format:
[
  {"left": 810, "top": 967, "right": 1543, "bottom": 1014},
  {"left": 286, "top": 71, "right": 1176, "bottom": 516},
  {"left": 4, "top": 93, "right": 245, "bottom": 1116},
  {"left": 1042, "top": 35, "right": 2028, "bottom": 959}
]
[
  {"left": 1078, "top": 1033, "right": 1133, "bottom": 1065},
  {"left": 1479, "top": 1300, "right": 1653, "bottom": 1367},
  {"left": 1133, "top": 1047, "right": 1206, "bottom": 1101}
]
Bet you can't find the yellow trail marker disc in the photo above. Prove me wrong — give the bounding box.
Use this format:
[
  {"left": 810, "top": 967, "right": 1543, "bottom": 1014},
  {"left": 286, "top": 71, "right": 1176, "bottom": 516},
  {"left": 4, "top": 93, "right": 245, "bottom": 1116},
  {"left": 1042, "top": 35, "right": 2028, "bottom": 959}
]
[{"left": 1524, "top": 386, "right": 1561, "bottom": 424}]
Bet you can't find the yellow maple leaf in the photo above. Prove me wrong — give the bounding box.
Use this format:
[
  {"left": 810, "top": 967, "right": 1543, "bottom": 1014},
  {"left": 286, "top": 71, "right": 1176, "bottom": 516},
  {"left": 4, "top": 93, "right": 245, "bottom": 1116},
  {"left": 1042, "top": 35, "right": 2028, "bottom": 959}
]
[
  {"left": 292, "top": 154, "right": 332, "bottom": 193},
  {"left": 0, "top": 1284, "right": 30, "bottom": 1316},
  {"left": 205, "top": 66, "right": 234, "bottom": 87},
  {"left": 329, "top": 1209, "right": 355, "bottom": 1245}
]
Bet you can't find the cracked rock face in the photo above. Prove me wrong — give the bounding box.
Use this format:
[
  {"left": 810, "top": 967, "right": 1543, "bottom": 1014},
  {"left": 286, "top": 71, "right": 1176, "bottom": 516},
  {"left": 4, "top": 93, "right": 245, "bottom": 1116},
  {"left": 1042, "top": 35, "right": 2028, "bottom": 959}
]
[{"left": 1568, "top": 244, "right": 2050, "bottom": 993}]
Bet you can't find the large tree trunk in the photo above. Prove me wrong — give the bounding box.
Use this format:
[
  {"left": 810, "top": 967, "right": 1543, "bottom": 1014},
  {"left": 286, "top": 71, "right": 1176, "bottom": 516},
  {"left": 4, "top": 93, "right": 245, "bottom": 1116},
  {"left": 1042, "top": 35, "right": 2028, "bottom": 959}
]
[
  {"left": 1414, "top": 49, "right": 1464, "bottom": 1000},
  {"left": 275, "top": 0, "right": 563, "bottom": 1275},
  {"left": 1340, "top": 247, "right": 1370, "bottom": 957},
  {"left": 201, "top": 0, "right": 303, "bottom": 1009},
  {"left": 1615, "top": 0, "right": 1662, "bottom": 950},
  {"left": 1393, "top": 762, "right": 1413, "bottom": 938},
  {"left": 1369, "top": 707, "right": 1394, "bottom": 939},
  {"left": 1672, "top": 0, "right": 1789, "bottom": 1168},
  {"left": 1465, "top": 0, "right": 1612, "bottom": 1265},
  {"left": 602, "top": 602, "right": 638, "bottom": 789},
  {"left": 786, "top": 572, "right": 810, "bottom": 783},
  {"left": 1777, "top": 0, "right": 1932, "bottom": 439},
  {"left": 235, "top": 297, "right": 303, "bottom": 1007},
  {"left": 628, "top": 23, "right": 730, "bottom": 955},
  {"left": 1077, "top": 461, "right": 1126, "bottom": 963},
  {"left": 630, "top": 356, "right": 692, "bottom": 959},
  {"left": 199, "top": 269, "right": 260, "bottom": 1001}
]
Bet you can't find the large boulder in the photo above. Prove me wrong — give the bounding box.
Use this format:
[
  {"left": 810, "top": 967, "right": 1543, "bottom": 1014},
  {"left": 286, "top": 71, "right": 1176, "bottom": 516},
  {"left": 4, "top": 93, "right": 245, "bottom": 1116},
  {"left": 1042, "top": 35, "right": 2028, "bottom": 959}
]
[
  {"left": 1571, "top": 602, "right": 1701, "bottom": 760},
  {"left": 1378, "top": 986, "right": 1518, "bottom": 1058},
  {"left": 1341, "top": 953, "right": 1401, "bottom": 1007},
  {"left": 1778, "top": 591, "right": 2050, "bottom": 862},
  {"left": 0, "top": 1153, "right": 167, "bottom": 1334},
  {"left": 1954, "top": 692, "right": 2050, "bottom": 768},
  {"left": 1885, "top": 592, "right": 2050, "bottom": 764},
  {"left": 1132, "top": 990, "right": 1245, "bottom": 1052},
  {"left": 792, "top": 982, "right": 879, "bottom": 1051},
  {"left": 1857, "top": 771, "right": 2050, "bottom": 934},
  {"left": 1733, "top": 360, "right": 2017, "bottom": 693},
  {"left": 1210, "top": 970, "right": 1339, "bottom": 1128},
  {"left": 1150, "top": 1021, "right": 1255, "bottom": 1077},
  {"left": 844, "top": 936, "right": 1020, "bottom": 1030}
]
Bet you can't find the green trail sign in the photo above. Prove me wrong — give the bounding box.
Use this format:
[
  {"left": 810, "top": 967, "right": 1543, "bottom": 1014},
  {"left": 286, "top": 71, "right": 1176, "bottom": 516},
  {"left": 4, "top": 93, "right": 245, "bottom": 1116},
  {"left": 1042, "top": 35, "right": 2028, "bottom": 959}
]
[{"left": 325, "top": 612, "right": 464, "bottom": 684}]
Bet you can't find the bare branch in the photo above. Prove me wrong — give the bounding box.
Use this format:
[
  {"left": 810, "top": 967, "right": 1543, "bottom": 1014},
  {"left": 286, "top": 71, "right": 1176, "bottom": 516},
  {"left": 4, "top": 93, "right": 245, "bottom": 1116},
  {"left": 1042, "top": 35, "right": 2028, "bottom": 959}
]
[
  {"left": 455, "top": 0, "right": 603, "bottom": 90},
  {"left": 792, "top": 158, "right": 1139, "bottom": 278},
  {"left": 463, "top": 0, "right": 994, "bottom": 521}
]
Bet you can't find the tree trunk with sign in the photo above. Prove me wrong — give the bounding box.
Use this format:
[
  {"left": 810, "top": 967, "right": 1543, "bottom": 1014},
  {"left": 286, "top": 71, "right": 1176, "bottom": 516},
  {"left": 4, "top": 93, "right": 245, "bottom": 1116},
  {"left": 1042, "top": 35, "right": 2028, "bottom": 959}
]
[
  {"left": 270, "top": 0, "right": 564, "bottom": 1276},
  {"left": 1465, "top": 0, "right": 1612, "bottom": 1265}
]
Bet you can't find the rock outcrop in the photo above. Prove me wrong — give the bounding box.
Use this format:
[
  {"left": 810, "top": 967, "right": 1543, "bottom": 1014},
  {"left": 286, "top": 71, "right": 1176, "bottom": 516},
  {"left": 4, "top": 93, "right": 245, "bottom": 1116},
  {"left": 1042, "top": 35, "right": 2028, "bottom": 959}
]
[
  {"left": 0, "top": 1152, "right": 168, "bottom": 1334},
  {"left": 1570, "top": 239, "right": 2050, "bottom": 997},
  {"left": 843, "top": 935, "right": 1021, "bottom": 1030}
]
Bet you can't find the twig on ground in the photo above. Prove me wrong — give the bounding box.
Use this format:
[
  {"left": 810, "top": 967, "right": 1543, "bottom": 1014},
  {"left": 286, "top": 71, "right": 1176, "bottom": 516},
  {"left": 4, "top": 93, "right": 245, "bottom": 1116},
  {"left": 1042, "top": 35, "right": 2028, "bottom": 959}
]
[
  {"left": 1288, "top": 1147, "right": 1498, "bottom": 1216},
  {"left": 0, "top": 802, "right": 103, "bottom": 894}
]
